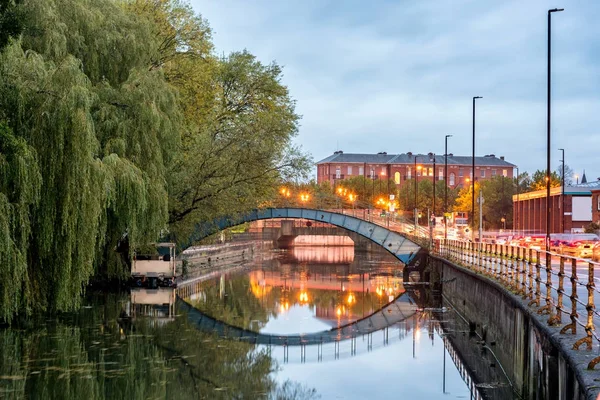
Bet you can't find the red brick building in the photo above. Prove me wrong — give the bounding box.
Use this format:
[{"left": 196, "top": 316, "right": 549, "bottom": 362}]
[
  {"left": 512, "top": 182, "right": 600, "bottom": 234},
  {"left": 316, "top": 151, "right": 515, "bottom": 189}
]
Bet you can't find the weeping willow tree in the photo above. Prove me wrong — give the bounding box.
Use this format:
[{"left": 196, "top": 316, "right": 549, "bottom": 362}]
[{"left": 0, "top": 0, "right": 182, "bottom": 320}]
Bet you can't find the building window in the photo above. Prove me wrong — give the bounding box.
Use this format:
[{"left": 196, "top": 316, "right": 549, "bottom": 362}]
[
  {"left": 449, "top": 173, "right": 455, "bottom": 186},
  {"left": 439, "top": 168, "right": 443, "bottom": 180},
  {"left": 347, "top": 166, "right": 352, "bottom": 175},
  {"left": 370, "top": 169, "right": 374, "bottom": 179},
  {"left": 459, "top": 168, "right": 464, "bottom": 177},
  {"left": 502, "top": 169, "right": 507, "bottom": 177},
  {"left": 359, "top": 166, "right": 364, "bottom": 176},
  {"left": 481, "top": 170, "right": 485, "bottom": 178},
  {"left": 336, "top": 167, "right": 341, "bottom": 179},
  {"left": 394, "top": 172, "right": 400, "bottom": 184},
  {"left": 407, "top": 167, "right": 411, "bottom": 179},
  {"left": 469, "top": 171, "right": 473, "bottom": 179},
  {"left": 492, "top": 169, "right": 497, "bottom": 176},
  {"left": 428, "top": 167, "right": 433, "bottom": 177},
  {"left": 417, "top": 168, "right": 421, "bottom": 177},
  {"left": 597, "top": 195, "right": 600, "bottom": 211}
]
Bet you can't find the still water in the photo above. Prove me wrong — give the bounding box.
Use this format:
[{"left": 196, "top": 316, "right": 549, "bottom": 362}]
[{"left": 0, "top": 245, "right": 513, "bottom": 399}]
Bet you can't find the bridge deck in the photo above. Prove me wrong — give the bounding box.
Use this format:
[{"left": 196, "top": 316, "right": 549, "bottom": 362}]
[{"left": 184, "top": 208, "right": 424, "bottom": 265}]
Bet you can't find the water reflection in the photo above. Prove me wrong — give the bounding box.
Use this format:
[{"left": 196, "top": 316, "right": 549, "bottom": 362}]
[
  {"left": 188, "top": 247, "right": 408, "bottom": 334},
  {"left": 0, "top": 245, "right": 516, "bottom": 399},
  {"left": 0, "top": 291, "right": 316, "bottom": 400}
]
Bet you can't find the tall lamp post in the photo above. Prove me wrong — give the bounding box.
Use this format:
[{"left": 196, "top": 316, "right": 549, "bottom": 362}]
[
  {"left": 513, "top": 167, "right": 521, "bottom": 233},
  {"left": 432, "top": 153, "right": 436, "bottom": 219},
  {"left": 444, "top": 135, "right": 452, "bottom": 239},
  {"left": 414, "top": 155, "right": 421, "bottom": 228},
  {"left": 546, "top": 8, "right": 564, "bottom": 248},
  {"left": 559, "top": 149, "right": 565, "bottom": 233},
  {"left": 472, "top": 96, "right": 482, "bottom": 240}
]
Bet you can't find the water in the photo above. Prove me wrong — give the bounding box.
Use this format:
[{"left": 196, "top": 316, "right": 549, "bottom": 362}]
[{"left": 0, "top": 244, "right": 513, "bottom": 399}]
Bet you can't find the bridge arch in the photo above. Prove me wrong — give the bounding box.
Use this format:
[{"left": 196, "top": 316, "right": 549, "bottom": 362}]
[{"left": 181, "top": 208, "right": 424, "bottom": 266}]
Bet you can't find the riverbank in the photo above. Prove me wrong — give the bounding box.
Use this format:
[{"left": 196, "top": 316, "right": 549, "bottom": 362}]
[{"left": 430, "top": 255, "right": 598, "bottom": 400}]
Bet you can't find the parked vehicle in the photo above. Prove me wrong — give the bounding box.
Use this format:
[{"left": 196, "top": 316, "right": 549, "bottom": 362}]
[{"left": 549, "top": 233, "right": 599, "bottom": 258}]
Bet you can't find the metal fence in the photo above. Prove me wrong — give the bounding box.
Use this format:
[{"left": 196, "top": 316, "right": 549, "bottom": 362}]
[{"left": 432, "top": 239, "right": 600, "bottom": 369}]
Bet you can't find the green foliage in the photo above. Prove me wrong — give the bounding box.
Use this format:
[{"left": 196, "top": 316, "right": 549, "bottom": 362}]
[
  {"left": 0, "top": 0, "right": 311, "bottom": 320},
  {"left": 167, "top": 49, "right": 312, "bottom": 240},
  {"left": 0, "top": 0, "right": 23, "bottom": 51},
  {"left": 0, "top": 0, "right": 181, "bottom": 319},
  {"left": 584, "top": 222, "right": 600, "bottom": 234},
  {"left": 0, "top": 122, "right": 41, "bottom": 320}
]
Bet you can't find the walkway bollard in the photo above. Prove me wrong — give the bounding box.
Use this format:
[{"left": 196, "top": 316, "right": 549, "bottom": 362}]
[
  {"left": 519, "top": 247, "right": 527, "bottom": 297},
  {"left": 529, "top": 250, "right": 542, "bottom": 307},
  {"left": 512, "top": 246, "right": 520, "bottom": 292},
  {"left": 527, "top": 249, "right": 534, "bottom": 300},
  {"left": 574, "top": 262, "right": 595, "bottom": 352},
  {"left": 538, "top": 252, "right": 554, "bottom": 317},
  {"left": 549, "top": 256, "right": 565, "bottom": 325},
  {"left": 560, "top": 258, "right": 578, "bottom": 335}
]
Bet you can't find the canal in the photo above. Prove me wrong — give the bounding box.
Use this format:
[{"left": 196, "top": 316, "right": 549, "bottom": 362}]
[{"left": 0, "top": 244, "right": 517, "bottom": 399}]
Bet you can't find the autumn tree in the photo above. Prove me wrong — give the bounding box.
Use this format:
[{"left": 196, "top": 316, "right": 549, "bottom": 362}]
[{"left": 529, "top": 169, "right": 561, "bottom": 191}]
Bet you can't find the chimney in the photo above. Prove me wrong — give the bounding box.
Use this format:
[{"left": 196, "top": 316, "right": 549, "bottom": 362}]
[
  {"left": 407, "top": 151, "right": 413, "bottom": 157},
  {"left": 500, "top": 156, "right": 505, "bottom": 160}
]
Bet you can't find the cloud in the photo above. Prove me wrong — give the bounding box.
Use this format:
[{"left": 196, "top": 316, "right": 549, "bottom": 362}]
[{"left": 191, "top": 0, "right": 600, "bottom": 180}]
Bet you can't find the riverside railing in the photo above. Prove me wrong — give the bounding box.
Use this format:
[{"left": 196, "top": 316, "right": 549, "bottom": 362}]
[{"left": 432, "top": 239, "right": 600, "bottom": 370}]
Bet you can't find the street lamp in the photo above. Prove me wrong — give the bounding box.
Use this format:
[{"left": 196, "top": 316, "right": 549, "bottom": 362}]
[
  {"left": 444, "top": 135, "right": 452, "bottom": 239},
  {"left": 472, "top": 96, "right": 482, "bottom": 240},
  {"left": 414, "top": 155, "right": 422, "bottom": 228},
  {"left": 431, "top": 153, "right": 436, "bottom": 220},
  {"left": 348, "top": 193, "right": 357, "bottom": 216},
  {"left": 559, "top": 148, "right": 565, "bottom": 233},
  {"left": 513, "top": 167, "right": 521, "bottom": 233},
  {"left": 546, "top": 7, "right": 564, "bottom": 248}
]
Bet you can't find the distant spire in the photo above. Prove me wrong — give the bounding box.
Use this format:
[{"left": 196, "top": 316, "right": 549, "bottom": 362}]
[{"left": 582, "top": 170, "right": 587, "bottom": 184}]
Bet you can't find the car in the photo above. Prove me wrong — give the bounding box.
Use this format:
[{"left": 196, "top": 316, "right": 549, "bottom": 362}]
[
  {"left": 552, "top": 233, "right": 599, "bottom": 258},
  {"left": 592, "top": 242, "right": 600, "bottom": 262}
]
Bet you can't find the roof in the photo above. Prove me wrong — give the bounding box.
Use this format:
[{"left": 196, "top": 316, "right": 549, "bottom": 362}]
[
  {"left": 573, "top": 180, "right": 600, "bottom": 190},
  {"left": 512, "top": 185, "right": 592, "bottom": 201},
  {"left": 316, "top": 152, "right": 516, "bottom": 167}
]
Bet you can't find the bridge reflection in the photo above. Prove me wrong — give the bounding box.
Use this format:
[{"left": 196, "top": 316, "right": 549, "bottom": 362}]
[{"left": 289, "top": 245, "right": 354, "bottom": 264}]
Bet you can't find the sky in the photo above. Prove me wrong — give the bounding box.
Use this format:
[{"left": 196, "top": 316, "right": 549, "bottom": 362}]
[{"left": 191, "top": 0, "right": 600, "bottom": 182}]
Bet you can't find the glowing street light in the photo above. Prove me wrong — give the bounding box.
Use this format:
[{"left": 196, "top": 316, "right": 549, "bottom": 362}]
[{"left": 299, "top": 193, "right": 310, "bottom": 204}]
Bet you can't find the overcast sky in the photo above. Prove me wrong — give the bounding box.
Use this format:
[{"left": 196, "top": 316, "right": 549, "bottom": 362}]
[{"left": 191, "top": 0, "right": 600, "bottom": 182}]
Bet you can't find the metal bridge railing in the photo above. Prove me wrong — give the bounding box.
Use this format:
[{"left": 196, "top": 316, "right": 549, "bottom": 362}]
[{"left": 432, "top": 239, "right": 600, "bottom": 370}]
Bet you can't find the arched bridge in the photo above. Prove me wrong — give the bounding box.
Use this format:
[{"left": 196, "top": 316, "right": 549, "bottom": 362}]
[{"left": 181, "top": 208, "right": 425, "bottom": 266}]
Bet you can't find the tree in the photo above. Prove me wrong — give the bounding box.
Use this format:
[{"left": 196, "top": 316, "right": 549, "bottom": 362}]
[
  {"left": 166, "top": 50, "right": 311, "bottom": 240},
  {"left": 556, "top": 163, "right": 574, "bottom": 186},
  {"left": 0, "top": 0, "right": 23, "bottom": 51},
  {"left": 529, "top": 169, "right": 561, "bottom": 191},
  {"left": 0, "top": 0, "right": 183, "bottom": 319}
]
